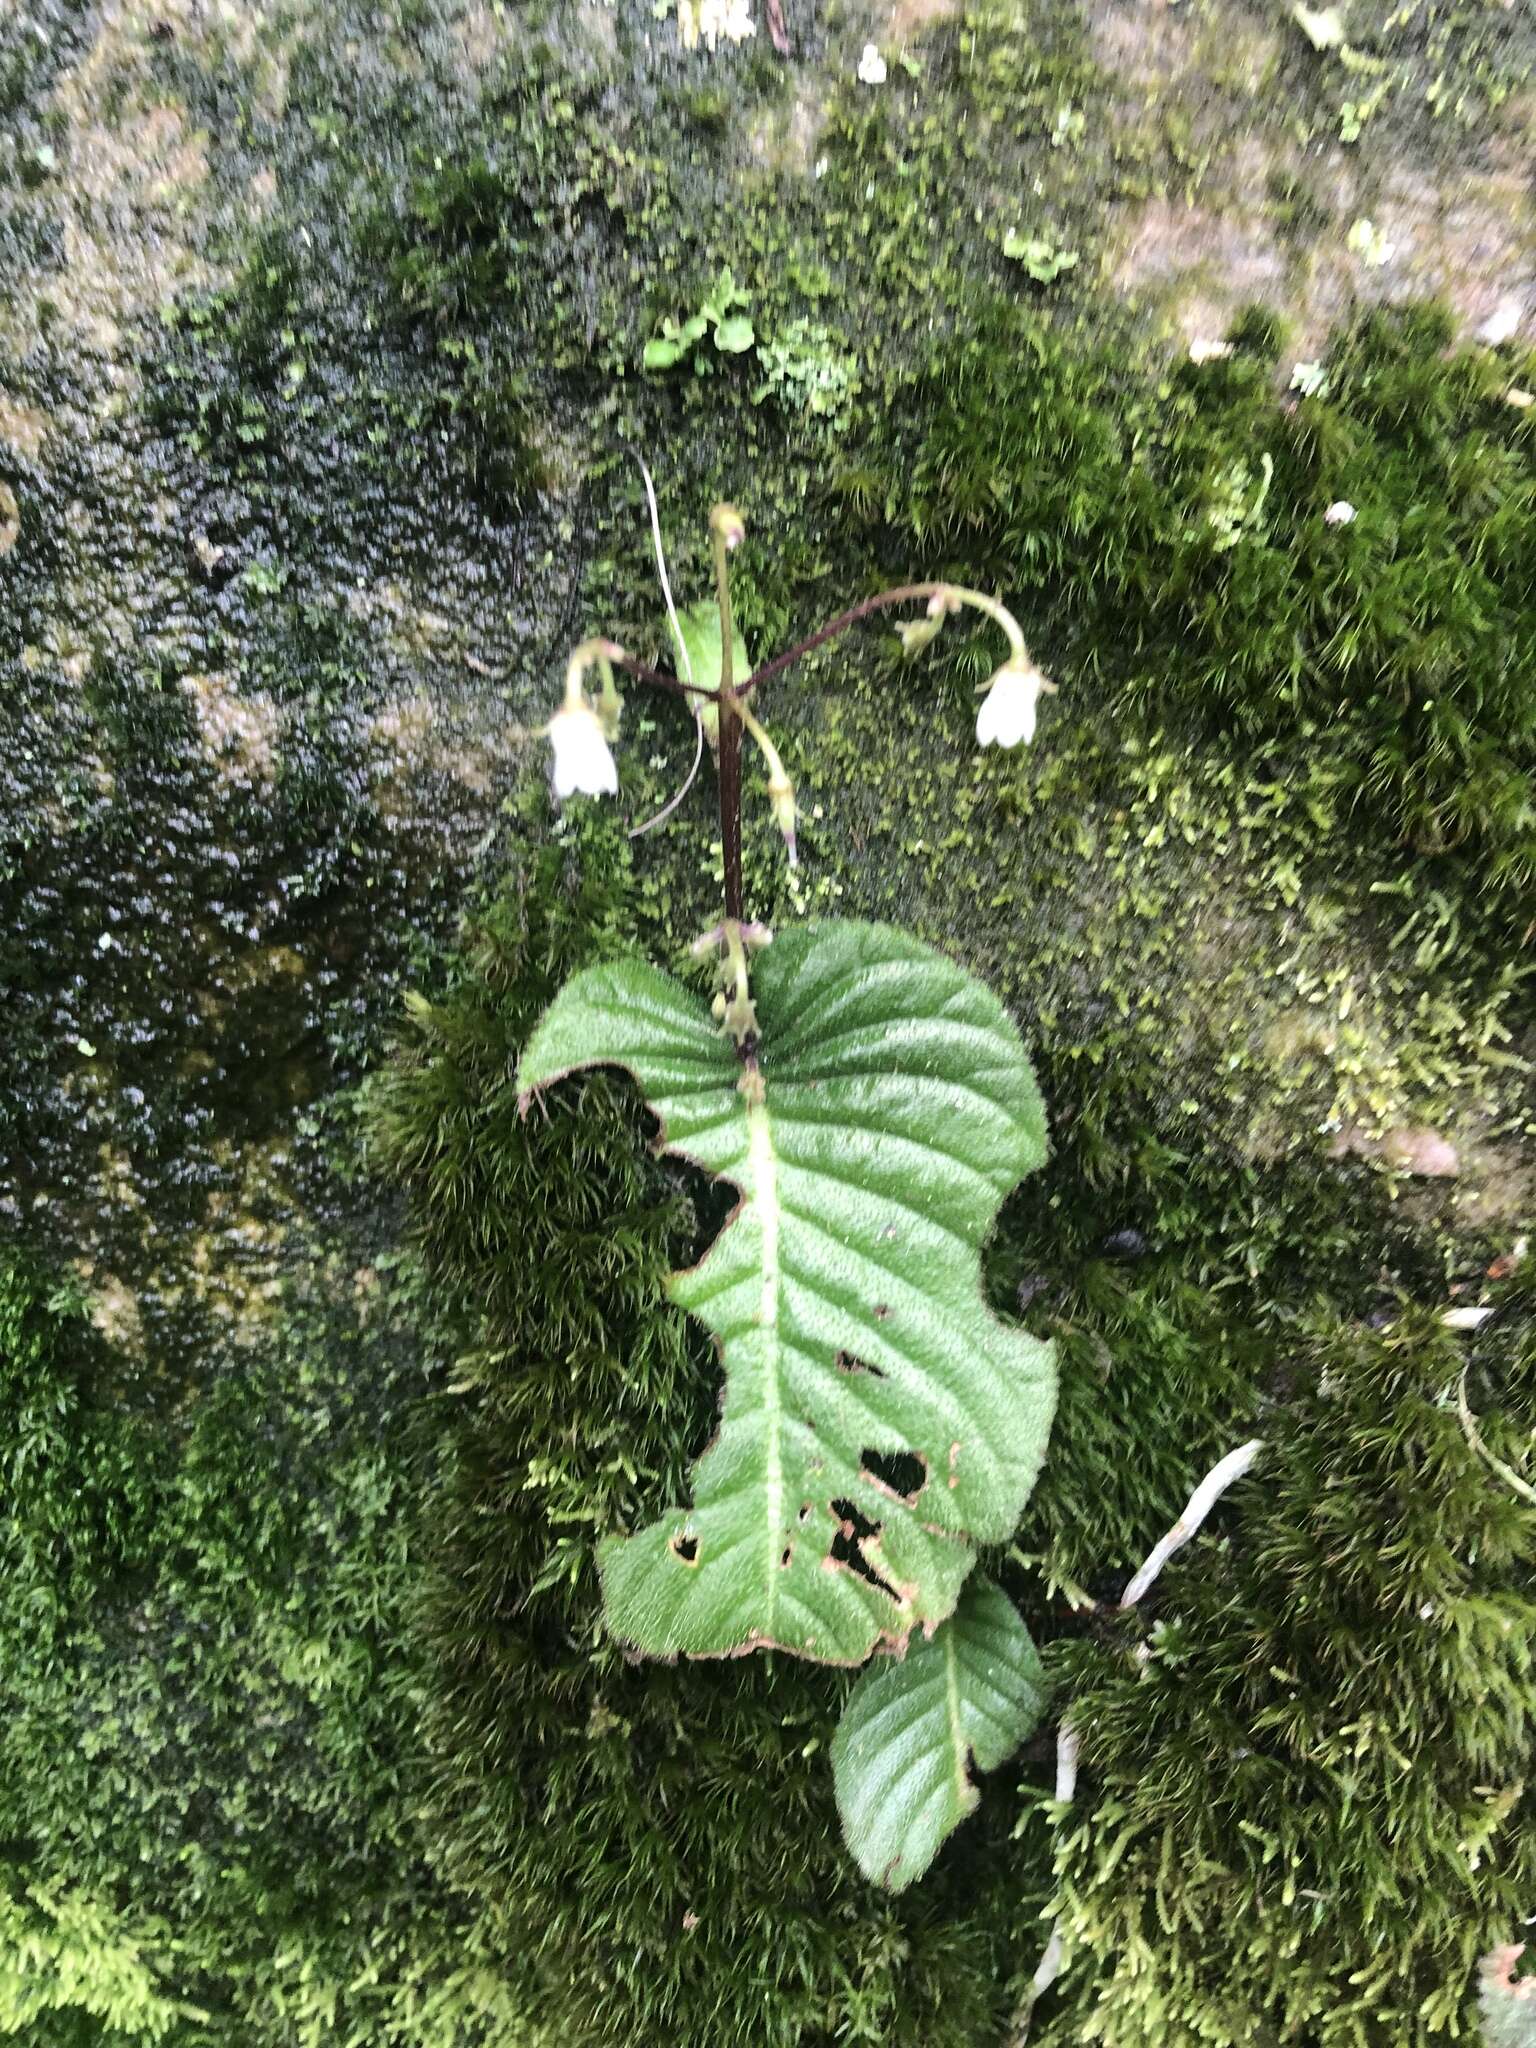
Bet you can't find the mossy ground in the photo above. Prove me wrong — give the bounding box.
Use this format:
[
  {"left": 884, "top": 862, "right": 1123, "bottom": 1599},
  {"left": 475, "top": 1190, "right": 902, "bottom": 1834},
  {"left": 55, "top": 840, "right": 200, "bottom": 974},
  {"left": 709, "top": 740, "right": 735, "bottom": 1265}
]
[{"left": 0, "top": 0, "right": 1533, "bottom": 2041}]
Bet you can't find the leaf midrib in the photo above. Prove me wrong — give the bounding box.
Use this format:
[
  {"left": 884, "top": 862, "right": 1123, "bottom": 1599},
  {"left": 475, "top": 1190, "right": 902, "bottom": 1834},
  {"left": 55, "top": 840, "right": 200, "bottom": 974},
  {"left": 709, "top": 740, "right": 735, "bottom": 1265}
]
[{"left": 746, "top": 1090, "right": 784, "bottom": 1631}]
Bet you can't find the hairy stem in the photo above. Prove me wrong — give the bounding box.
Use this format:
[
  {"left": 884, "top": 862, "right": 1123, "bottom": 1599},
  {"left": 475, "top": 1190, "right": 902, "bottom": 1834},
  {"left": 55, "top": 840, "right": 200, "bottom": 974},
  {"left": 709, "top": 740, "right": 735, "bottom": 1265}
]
[
  {"left": 606, "top": 648, "right": 715, "bottom": 701},
  {"left": 712, "top": 511, "right": 745, "bottom": 921},
  {"left": 718, "top": 713, "right": 744, "bottom": 921},
  {"left": 738, "top": 584, "right": 930, "bottom": 701},
  {"left": 739, "top": 580, "right": 1027, "bottom": 702}
]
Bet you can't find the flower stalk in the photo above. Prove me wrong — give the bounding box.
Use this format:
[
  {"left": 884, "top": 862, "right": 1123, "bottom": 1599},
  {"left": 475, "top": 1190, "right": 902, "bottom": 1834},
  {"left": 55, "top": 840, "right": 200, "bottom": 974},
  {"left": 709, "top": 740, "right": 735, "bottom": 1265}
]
[
  {"left": 710, "top": 503, "right": 748, "bottom": 921},
  {"left": 537, "top": 498, "right": 1054, "bottom": 932},
  {"left": 740, "top": 702, "right": 797, "bottom": 867},
  {"left": 692, "top": 916, "right": 772, "bottom": 1060}
]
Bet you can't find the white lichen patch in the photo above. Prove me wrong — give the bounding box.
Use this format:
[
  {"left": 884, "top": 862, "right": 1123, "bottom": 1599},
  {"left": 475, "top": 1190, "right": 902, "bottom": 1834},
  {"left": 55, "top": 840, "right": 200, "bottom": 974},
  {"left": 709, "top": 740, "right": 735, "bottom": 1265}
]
[
  {"left": 1113, "top": 194, "right": 1287, "bottom": 334},
  {"left": 183, "top": 673, "right": 282, "bottom": 788},
  {"left": 1090, "top": 0, "right": 1536, "bottom": 355},
  {"left": 84, "top": 1271, "right": 147, "bottom": 1355},
  {"left": 884, "top": 0, "right": 965, "bottom": 36},
  {"left": 345, "top": 577, "right": 472, "bottom": 662},
  {"left": 175, "top": 1142, "right": 297, "bottom": 1340},
  {"left": 15, "top": 0, "right": 284, "bottom": 360},
  {"left": 0, "top": 396, "right": 51, "bottom": 463},
  {"left": 746, "top": 80, "right": 826, "bottom": 176},
  {"left": 41, "top": 94, "right": 212, "bottom": 353},
  {"left": 1329, "top": 1124, "right": 1460, "bottom": 1177},
  {"left": 368, "top": 692, "right": 524, "bottom": 814}
]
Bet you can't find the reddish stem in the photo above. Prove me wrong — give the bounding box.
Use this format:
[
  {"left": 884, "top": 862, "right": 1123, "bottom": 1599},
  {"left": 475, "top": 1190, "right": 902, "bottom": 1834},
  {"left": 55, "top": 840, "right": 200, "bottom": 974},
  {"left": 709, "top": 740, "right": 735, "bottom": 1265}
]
[
  {"left": 609, "top": 583, "right": 943, "bottom": 923},
  {"left": 737, "top": 583, "right": 936, "bottom": 701},
  {"left": 607, "top": 650, "right": 716, "bottom": 701},
  {"left": 718, "top": 696, "right": 744, "bottom": 921}
]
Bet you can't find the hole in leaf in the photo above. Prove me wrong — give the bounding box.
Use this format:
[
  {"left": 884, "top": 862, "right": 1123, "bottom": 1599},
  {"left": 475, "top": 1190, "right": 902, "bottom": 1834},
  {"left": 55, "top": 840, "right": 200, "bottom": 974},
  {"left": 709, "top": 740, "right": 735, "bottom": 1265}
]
[
  {"left": 835, "top": 1350, "right": 885, "bottom": 1377},
  {"left": 861, "top": 1448, "right": 928, "bottom": 1504},
  {"left": 873, "top": 1304, "right": 891, "bottom": 1321},
  {"left": 798, "top": 1503, "right": 813, "bottom": 1523},
  {"left": 829, "top": 1499, "right": 901, "bottom": 1603},
  {"left": 670, "top": 1533, "right": 699, "bottom": 1565},
  {"left": 780, "top": 1546, "right": 792, "bottom": 1569}
]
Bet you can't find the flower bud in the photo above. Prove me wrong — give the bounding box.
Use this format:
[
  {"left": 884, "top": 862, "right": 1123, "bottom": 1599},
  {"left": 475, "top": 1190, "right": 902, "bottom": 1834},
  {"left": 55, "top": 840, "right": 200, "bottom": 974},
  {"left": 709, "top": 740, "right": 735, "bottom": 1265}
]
[
  {"left": 896, "top": 614, "right": 944, "bottom": 657},
  {"left": 767, "top": 768, "right": 798, "bottom": 867},
  {"left": 721, "top": 991, "right": 760, "bottom": 1046},
  {"left": 710, "top": 502, "right": 746, "bottom": 551}
]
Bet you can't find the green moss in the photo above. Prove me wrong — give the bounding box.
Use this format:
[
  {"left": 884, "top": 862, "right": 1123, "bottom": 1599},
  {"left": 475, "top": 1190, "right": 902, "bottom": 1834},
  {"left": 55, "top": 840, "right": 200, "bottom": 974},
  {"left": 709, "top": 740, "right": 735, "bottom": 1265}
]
[
  {"left": 1035, "top": 1291, "right": 1536, "bottom": 2045},
  {"left": 0, "top": 1256, "right": 486, "bottom": 2047},
  {"left": 10, "top": 0, "right": 1536, "bottom": 2039},
  {"left": 362, "top": 806, "right": 1533, "bottom": 2047},
  {"left": 859, "top": 301, "right": 1536, "bottom": 903},
  {"left": 365, "top": 814, "right": 1060, "bottom": 2048}
]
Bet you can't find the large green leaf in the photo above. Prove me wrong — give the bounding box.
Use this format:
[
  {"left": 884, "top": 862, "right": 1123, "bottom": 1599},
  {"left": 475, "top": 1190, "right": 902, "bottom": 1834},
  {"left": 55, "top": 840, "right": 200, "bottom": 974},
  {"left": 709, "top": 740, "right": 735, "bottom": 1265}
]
[
  {"left": 831, "top": 1576, "right": 1047, "bottom": 1889},
  {"left": 517, "top": 919, "right": 1055, "bottom": 1664}
]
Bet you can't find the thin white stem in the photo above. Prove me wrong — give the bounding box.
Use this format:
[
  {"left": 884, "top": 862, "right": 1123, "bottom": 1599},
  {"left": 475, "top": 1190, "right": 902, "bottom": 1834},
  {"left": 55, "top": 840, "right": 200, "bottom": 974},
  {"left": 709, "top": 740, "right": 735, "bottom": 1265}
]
[
  {"left": 1119, "top": 1439, "right": 1263, "bottom": 1609},
  {"left": 1010, "top": 1439, "right": 1262, "bottom": 2045},
  {"left": 1005, "top": 1725, "right": 1078, "bottom": 2045},
  {"left": 1457, "top": 1370, "right": 1536, "bottom": 1505},
  {"left": 627, "top": 698, "right": 705, "bottom": 841},
  {"left": 634, "top": 450, "right": 692, "bottom": 684},
  {"left": 624, "top": 450, "right": 703, "bottom": 840},
  {"left": 1053, "top": 1721, "right": 1080, "bottom": 1803},
  {"left": 1029, "top": 1930, "right": 1065, "bottom": 2004}
]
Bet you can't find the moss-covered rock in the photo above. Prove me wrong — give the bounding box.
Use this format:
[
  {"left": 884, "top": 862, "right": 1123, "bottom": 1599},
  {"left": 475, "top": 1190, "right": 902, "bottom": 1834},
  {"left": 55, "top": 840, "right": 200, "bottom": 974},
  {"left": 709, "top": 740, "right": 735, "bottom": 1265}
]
[
  {"left": 359, "top": 801, "right": 1533, "bottom": 2046},
  {"left": 2, "top": 0, "right": 1534, "bottom": 2039}
]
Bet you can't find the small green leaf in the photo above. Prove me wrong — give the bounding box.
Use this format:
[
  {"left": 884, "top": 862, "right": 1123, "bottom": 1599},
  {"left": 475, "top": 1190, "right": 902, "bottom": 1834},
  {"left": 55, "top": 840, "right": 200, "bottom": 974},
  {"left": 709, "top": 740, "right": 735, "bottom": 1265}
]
[
  {"left": 1002, "top": 232, "right": 1079, "bottom": 282},
  {"left": 517, "top": 921, "right": 1055, "bottom": 1665},
  {"left": 643, "top": 337, "right": 684, "bottom": 371},
  {"left": 676, "top": 600, "right": 722, "bottom": 688},
  {"left": 713, "top": 315, "right": 756, "bottom": 354},
  {"left": 673, "top": 598, "right": 753, "bottom": 691},
  {"left": 832, "top": 1576, "right": 1046, "bottom": 1889},
  {"left": 702, "top": 266, "right": 748, "bottom": 320}
]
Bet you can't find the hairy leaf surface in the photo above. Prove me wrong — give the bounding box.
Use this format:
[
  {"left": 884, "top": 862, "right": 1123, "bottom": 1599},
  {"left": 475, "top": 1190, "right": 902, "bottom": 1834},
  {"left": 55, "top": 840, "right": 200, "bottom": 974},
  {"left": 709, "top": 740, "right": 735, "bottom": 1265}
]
[
  {"left": 517, "top": 920, "right": 1054, "bottom": 1663},
  {"left": 832, "top": 1576, "right": 1047, "bottom": 1889}
]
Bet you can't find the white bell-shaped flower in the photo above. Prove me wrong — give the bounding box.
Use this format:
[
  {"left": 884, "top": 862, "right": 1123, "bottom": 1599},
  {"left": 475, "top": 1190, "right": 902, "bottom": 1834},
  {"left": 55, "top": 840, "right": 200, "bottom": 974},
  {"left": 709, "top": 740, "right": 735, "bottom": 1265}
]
[
  {"left": 547, "top": 700, "right": 619, "bottom": 798},
  {"left": 976, "top": 661, "right": 1048, "bottom": 749}
]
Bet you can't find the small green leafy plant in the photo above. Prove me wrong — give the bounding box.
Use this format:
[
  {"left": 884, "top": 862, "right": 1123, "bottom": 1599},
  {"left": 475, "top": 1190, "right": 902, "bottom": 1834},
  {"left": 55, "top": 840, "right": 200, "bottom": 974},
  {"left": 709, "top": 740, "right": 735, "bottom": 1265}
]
[
  {"left": 642, "top": 266, "right": 755, "bottom": 372},
  {"left": 521, "top": 499, "right": 1060, "bottom": 1885},
  {"left": 751, "top": 318, "right": 861, "bottom": 424},
  {"left": 1003, "top": 229, "right": 1079, "bottom": 282}
]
